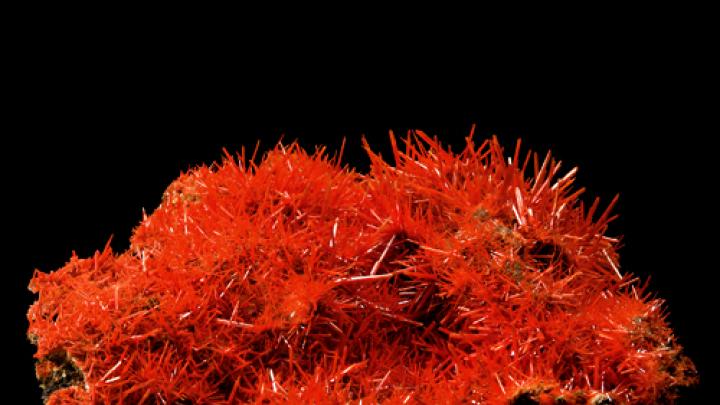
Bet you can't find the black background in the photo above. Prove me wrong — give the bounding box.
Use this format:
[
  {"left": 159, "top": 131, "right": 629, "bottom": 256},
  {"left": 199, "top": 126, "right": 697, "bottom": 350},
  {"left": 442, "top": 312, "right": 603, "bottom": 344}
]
[{"left": 8, "top": 19, "right": 713, "bottom": 403}]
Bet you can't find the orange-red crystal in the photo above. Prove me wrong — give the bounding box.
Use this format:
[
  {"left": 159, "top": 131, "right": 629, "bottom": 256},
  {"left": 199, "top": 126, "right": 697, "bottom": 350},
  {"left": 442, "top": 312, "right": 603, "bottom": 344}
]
[{"left": 28, "top": 132, "right": 697, "bottom": 404}]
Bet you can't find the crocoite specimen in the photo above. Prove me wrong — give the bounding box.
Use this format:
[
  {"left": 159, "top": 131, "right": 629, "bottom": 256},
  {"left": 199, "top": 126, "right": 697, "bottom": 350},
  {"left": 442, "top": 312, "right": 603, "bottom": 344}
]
[{"left": 28, "top": 132, "right": 697, "bottom": 404}]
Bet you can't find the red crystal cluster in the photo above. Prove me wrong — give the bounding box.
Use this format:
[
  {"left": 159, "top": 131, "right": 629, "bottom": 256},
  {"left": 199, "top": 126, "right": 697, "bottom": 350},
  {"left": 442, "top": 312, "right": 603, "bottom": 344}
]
[{"left": 28, "top": 132, "right": 696, "bottom": 404}]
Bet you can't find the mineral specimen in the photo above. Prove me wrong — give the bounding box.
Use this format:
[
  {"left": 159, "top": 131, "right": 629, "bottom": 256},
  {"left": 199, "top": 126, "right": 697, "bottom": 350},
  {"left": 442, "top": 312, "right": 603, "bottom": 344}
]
[{"left": 28, "top": 131, "right": 697, "bottom": 404}]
